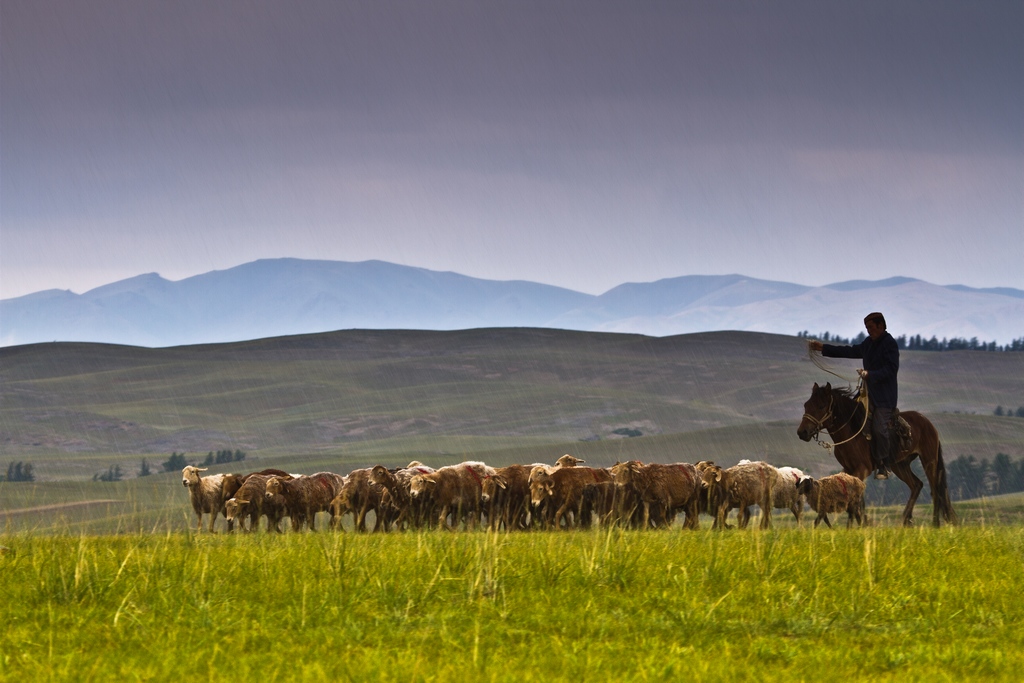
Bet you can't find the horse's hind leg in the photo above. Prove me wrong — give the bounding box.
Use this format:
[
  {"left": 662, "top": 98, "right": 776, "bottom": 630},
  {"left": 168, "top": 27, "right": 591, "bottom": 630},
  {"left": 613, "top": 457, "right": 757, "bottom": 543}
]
[{"left": 891, "top": 460, "right": 923, "bottom": 527}]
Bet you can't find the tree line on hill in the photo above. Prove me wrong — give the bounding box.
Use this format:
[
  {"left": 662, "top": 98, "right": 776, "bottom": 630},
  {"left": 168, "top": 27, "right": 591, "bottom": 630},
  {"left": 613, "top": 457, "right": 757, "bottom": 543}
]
[
  {"left": 797, "top": 331, "right": 1024, "bottom": 352},
  {"left": 155, "top": 450, "right": 247, "bottom": 474},
  {"left": 994, "top": 406, "right": 1024, "bottom": 418},
  {"left": 88, "top": 450, "right": 249, "bottom": 483}
]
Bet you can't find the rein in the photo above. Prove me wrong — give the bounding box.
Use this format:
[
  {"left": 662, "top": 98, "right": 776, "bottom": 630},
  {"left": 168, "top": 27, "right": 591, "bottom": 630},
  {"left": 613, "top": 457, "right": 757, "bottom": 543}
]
[{"left": 805, "top": 382, "right": 871, "bottom": 452}]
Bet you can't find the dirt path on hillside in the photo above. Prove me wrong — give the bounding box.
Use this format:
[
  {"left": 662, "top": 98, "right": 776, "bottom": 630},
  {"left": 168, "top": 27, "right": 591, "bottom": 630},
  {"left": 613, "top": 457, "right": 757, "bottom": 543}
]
[{"left": 1, "top": 500, "right": 119, "bottom": 517}]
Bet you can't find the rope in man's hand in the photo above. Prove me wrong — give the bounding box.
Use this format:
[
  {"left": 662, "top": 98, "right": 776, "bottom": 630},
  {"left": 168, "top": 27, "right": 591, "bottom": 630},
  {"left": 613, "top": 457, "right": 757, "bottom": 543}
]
[{"left": 805, "top": 339, "right": 860, "bottom": 384}]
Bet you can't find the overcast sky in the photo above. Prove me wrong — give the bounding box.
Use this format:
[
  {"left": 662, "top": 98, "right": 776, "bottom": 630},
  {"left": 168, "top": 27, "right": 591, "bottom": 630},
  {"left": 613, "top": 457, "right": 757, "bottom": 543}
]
[{"left": 2, "top": 1, "right": 1021, "bottom": 299}]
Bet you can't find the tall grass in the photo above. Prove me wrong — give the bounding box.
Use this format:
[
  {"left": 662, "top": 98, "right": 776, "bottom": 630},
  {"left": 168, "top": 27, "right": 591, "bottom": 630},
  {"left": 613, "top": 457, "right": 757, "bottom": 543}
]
[{"left": 1, "top": 527, "right": 1022, "bottom": 681}]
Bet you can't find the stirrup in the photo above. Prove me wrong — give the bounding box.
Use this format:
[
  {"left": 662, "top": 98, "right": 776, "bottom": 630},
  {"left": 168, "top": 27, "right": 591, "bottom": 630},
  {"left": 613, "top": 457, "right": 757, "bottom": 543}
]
[{"left": 874, "top": 465, "right": 890, "bottom": 480}]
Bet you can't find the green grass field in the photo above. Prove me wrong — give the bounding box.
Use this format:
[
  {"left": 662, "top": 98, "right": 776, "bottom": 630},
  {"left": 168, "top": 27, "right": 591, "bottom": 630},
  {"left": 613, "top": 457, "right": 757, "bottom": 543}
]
[
  {"left": 2, "top": 526, "right": 1022, "bottom": 681},
  {"left": 2, "top": 331, "right": 1022, "bottom": 679}
]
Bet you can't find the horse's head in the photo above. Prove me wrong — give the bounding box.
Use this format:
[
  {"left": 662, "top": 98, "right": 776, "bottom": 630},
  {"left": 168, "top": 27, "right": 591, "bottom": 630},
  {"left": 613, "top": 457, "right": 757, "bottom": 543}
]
[{"left": 797, "top": 382, "right": 833, "bottom": 442}]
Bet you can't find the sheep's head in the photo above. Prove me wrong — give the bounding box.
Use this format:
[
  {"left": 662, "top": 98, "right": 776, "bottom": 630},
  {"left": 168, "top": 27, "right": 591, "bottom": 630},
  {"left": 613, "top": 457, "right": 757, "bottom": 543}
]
[
  {"left": 610, "top": 460, "right": 640, "bottom": 486},
  {"left": 699, "top": 465, "right": 724, "bottom": 489},
  {"left": 369, "top": 465, "right": 390, "bottom": 486},
  {"left": 694, "top": 460, "right": 715, "bottom": 472},
  {"left": 265, "top": 477, "right": 285, "bottom": 498},
  {"left": 225, "top": 498, "right": 248, "bottom": 520},
  {"left": 529, "top": 477, "right": 553, "bottom": 508},
  {"left": 222, "top": 474, "right": 245, "bottom": 499},
  {"left": 796, "top": 476, "right": 815, "bottom": 496},
  {"left": 409, "top": 475, "right": 435, "bottom": 498},
  {"left": 528, "top": 466, "right": 549, "bottom": 484},
  {"left": 182, "top": 466, "right": 207, "bottom": 488},
  {"left": 555, "top": 454, "right": 584, "bottom": 468},
  {"left": 480, "top": 475, "right": 507, "bottom": 503}
]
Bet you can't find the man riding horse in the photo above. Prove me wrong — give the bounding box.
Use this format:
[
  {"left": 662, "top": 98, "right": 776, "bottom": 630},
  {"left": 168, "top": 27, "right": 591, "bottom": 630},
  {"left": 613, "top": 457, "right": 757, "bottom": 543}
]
[{"left": 808, "top": 312, "right": 899, "bottom": 480}]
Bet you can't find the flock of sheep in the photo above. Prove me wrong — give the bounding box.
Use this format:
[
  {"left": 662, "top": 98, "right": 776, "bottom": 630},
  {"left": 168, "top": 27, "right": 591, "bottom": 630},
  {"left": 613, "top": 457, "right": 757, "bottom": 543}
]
[{"left": 181, "top": 455, "right": 866, "bottom": 534}]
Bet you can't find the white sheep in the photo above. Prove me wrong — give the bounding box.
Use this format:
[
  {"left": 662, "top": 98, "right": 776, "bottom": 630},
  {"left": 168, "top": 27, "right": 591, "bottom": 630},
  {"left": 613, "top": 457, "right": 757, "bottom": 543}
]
[{"left": 182, "top": 466, "right": 229, "bottom": 533}]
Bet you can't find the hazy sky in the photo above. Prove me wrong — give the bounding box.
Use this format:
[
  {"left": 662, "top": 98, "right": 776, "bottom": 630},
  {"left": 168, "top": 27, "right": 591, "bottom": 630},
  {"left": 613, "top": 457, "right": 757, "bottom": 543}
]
[{"left": 2, "top": 1, "right": 1021, "bottom": 299}]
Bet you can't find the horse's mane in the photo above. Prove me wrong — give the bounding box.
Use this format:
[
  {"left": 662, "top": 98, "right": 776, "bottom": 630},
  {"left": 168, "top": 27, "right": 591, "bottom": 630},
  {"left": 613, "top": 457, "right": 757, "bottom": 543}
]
[
  {"left": 827, "top": 384, "right": 866, "bottom": 422},
  {"left": 830, "top": 385, "right": 859, "bottom": 401}
]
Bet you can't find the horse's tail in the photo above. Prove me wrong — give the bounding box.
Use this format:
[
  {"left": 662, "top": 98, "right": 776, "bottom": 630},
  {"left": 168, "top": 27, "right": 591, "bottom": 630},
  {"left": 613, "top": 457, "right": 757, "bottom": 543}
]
[{"left": 933, "top": 441, "right": 959, "bottom": 526}]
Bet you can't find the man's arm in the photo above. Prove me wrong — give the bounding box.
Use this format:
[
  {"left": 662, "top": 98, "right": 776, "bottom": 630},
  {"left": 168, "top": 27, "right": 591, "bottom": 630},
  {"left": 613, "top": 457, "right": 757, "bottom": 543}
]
[{"left": 820, "top": 342, "right": 864, "bottom": 359}]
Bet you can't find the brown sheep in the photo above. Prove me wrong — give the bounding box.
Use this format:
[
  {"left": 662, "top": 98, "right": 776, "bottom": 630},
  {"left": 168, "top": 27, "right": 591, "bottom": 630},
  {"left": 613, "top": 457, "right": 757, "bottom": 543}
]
[
  {"left": 700, "top": 461, "right": 782, "bottom": 530},
  {"left": 224, "top": 473, "right": 289, "bottom": 533},
  {"left": 408, "top": 462, "right": 494, "bottom": 530},
  {"left": 797, "top": 473, "right": 866, "bottom": 528},
  {"left": 480, "top": 464, "right": 533, "bottom": 531},
  {"left": 331, "top": 468, "right": 386, "bottom": 532},
  {"left": 610, "top": 461, "right": 702, "bottom": 529},
  {"left": 266, "top": 472, "right": 344, "bottom": 531},
  {"left": 369, "top": 462, "right": 435, "bottom": 530},
  {"left": 529, "top": 466, "right": 612, "bottom": 530}
]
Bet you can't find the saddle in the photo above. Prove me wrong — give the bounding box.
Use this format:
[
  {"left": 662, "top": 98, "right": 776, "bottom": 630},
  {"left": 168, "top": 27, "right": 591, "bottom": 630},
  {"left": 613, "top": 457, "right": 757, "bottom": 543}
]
[{"left": 865, "top": 406, "right": 913, "bottom": 454}]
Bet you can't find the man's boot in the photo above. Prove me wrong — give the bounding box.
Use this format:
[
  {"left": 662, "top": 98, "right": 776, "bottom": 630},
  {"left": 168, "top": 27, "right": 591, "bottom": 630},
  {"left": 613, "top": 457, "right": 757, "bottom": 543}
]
[
  {"left": 874, "top": 459, "right": 891, "bottom": 480},
  {"left": 871, "top": 438, "right": 890, "bottom": 480}
]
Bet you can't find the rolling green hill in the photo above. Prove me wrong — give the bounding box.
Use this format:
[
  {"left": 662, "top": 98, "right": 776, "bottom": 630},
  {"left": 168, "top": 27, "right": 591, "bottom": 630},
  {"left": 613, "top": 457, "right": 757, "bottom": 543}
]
[{"left": 1, "top": 328, "right": 1022, "bottom": 485}]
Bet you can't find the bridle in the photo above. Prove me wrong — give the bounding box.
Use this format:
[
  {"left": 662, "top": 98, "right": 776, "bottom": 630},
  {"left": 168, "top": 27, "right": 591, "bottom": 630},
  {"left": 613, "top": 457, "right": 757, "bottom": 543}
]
[{"left": 803, "top": 382, "right": 870, "bottom": 452}]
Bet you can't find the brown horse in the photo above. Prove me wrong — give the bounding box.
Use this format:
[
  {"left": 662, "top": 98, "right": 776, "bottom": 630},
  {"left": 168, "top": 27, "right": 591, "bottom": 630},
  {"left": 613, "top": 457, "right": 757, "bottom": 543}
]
[{"left": 797, "top": 382, "right": 957, "bottom": 527}]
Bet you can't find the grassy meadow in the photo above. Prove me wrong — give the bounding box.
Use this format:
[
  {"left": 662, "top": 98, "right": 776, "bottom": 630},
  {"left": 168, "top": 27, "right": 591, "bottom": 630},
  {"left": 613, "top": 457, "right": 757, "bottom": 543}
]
[
  {"left": 2, "top": 329, "right": 1023, "bottom": 680},
  {"left": 1, "top": 526, "right": 1022, "bottom": 681}
]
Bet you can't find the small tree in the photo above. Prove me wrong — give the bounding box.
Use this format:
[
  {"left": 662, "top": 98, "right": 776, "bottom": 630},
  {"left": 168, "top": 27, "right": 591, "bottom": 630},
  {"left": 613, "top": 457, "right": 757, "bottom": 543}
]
[
  {"left": 162, "top": 452, "right": 189, "bottom": 472},
  {"left": 94, "top": 465, "right": 123, "bottom": 482},
  {"left": 5, "top": 461, "right": 35, "bottom": 482},
  {"left": 139, "top": 459, "right": 152, "bottom": 477},
  {"left": 995, "top": 406, "right": 1005, "bottom": 416},
  {"left": 201, "top": 452, "right": 215, "bottom": 467}
]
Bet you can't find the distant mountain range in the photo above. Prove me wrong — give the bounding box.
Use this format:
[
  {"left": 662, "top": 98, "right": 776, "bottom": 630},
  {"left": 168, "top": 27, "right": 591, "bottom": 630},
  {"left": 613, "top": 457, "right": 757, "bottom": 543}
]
[{"left": 2, "top": 258, "right": 1022, "bottom": 347}]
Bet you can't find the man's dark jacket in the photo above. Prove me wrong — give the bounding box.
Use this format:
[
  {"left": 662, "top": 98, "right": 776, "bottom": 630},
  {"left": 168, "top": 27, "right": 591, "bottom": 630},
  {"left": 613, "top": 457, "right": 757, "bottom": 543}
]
[{"left": 822, "top": 332, "right": 900, "bottom": 408}]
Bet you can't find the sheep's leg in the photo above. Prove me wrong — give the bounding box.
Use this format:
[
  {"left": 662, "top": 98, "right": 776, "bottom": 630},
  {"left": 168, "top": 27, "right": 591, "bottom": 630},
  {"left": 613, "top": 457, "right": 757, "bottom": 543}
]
[
  {"left": 738, "top": 506, "right": 750, "bottom": 529},
  {"left": 760, "top": 491, "right": 773, "bottom": 530},
  {"left": 820, "top": 513, "right": 833, "bottom": 529},
  {"left": 554, "top": 502, "right": 573, "bottom": 530},
  {"left": 714, "top": 504, "right": 729, "bottom": 531}
]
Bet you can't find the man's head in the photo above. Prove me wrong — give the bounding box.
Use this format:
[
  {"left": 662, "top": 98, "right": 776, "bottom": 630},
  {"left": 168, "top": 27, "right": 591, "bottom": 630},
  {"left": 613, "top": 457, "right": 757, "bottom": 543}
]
[{"left": 864, "top": 312, "right": 886, "bottom": 340}]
